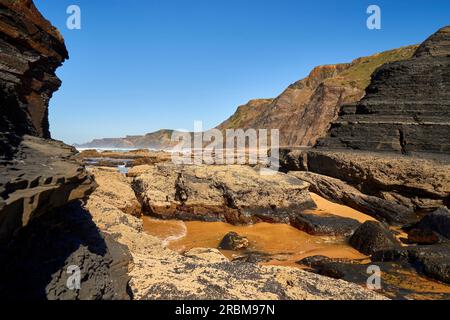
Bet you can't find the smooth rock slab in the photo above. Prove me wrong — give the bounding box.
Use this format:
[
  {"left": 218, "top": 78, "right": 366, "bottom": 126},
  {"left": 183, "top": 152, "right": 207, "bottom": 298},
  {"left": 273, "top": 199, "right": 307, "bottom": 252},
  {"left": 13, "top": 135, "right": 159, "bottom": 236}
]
[
  {"left": 132, "top": 164, "right": 316, "bottom": 225},
  {"left": 290, "top": 212, "right": 361, "bottom": 237}
]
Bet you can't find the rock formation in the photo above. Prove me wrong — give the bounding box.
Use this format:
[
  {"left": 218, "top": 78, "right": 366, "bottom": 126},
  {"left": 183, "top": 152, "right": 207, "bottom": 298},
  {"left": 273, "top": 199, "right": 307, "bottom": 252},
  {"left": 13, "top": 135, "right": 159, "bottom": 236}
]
[
  {"left": 317, "top": 26, "right": 450, "bottom": 154},
  {"left": 217, "top": 46, "right": 417, "bottom": 147},
  {"left": 132, "top": 164, "right": 316, "bottom": 225},
  {"left": 283, "top": 150, "right": 450, "bottom": 213},
  {"left": 86, "top": 165, "right": 386, "bottom": 300},
  {"left": 0, "top": 0, "right": 130, "bottom": 300}
]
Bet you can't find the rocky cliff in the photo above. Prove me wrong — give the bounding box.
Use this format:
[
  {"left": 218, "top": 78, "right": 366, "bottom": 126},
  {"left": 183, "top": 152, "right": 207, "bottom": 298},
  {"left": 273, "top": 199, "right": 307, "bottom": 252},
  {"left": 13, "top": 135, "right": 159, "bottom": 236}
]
[
  {"left": 0, "top": 0, "right": 130, "bottom": 300},
  {"left": 218, "top": 46, "right": 417, "bottom": 147},
  {"left": 317, "top": 26, "right": 450, "bottom": 154}
]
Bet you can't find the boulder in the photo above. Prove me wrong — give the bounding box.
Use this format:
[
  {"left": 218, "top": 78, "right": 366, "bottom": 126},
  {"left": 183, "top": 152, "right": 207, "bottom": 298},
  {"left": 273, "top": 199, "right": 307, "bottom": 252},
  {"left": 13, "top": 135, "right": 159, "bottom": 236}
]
[
  {"left": 289, "top": 171, "right": 416, "bottom": 225},
  {"left": 372, "top": 245, "right": 450, "bottom": 284},
  {"left": 349, "top": 221, "right": 401, "bottom": 255},
  {"left": 132, "top": 164, "right": 316, "bottom": 225},
  {"left": 415, "top": 207, "right": 450, "bottom": 239},
  {"left": 290, "top": 212, "right": 360, "bottom": 237},
  {"left": 218, "top": 232, "right": 249, "bottom": 250}
]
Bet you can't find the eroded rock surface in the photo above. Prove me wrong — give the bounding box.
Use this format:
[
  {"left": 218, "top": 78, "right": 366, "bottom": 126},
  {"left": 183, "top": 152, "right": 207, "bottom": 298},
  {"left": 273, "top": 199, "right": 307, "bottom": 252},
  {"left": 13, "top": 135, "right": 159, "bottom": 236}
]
[
  {"left": 317, "top": 26, "right": 450, "bottom": 154},
  {"left": 132, "top": 164, "right": 316, "bottom": 225},
  {"left": 0, "top": 0, "right": 130, "bottom": 300},
  {"left": 217, "top": 46, "right": 416, "bottom": 147},
  {"left": 289, "top": 171, "right": 416, "bottom": 225},
  {"left": 284, "top": 150, "right": 450, "bottom": 213},
  {"left": 87, "top": 168, "right": 387, "bottom": 300},
  {"left": 0, "top": 0, "right": 68, "bottom": 157}
]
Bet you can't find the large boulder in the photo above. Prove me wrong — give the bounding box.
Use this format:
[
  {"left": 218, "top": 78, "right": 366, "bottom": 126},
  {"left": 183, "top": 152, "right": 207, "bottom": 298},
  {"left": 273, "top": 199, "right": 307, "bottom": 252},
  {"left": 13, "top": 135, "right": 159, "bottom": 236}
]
[
  {"left": 349, "top": 221, "right": 401, "bottom": 255},
  {"left": 297, "top": 255, "right": 450, "bottom": 300},
  {"left": 132, "top": 164, "right": 316, "bottom": 225}
]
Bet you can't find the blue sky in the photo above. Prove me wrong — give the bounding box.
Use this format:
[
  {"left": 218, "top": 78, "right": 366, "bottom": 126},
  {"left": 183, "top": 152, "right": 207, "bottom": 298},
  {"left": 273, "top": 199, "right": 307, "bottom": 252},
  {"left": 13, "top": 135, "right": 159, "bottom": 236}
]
[{"left": 35, "top": 0, "right": 450, "bottom": 144}]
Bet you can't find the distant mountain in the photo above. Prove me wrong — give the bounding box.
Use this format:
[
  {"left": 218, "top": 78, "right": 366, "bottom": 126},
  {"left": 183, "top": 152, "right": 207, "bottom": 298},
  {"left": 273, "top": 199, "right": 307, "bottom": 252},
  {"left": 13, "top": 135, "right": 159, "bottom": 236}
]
[
  {"left": 76, "top": 45, "right": 417, "bottom": 149},
  {"left": 75, "top": 129, "right": 180, "bottom": 149}
]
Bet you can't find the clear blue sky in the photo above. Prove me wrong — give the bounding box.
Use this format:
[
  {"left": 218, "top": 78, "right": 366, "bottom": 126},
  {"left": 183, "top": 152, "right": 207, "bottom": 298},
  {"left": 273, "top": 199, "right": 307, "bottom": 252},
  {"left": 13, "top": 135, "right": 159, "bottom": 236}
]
[{"left": 35, "top": 0, "right": 450, "bottom": 144}]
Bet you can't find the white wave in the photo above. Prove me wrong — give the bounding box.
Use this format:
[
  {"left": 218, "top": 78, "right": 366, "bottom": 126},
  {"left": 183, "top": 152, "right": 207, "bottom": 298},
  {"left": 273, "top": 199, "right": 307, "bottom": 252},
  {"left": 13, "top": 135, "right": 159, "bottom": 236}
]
[{"left": 161, "top": 221, "right": 188, "bottom": 247}]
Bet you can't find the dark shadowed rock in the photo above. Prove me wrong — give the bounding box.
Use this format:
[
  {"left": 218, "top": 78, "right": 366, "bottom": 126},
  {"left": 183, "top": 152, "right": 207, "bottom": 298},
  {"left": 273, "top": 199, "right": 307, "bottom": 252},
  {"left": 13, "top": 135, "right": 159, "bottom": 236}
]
[
  {"left": 349, "top": 221, "right": 401, "bottom": 255},
  {"left": 407, "top": 229, "right": 441, "bottom": 245},
  {"left": 289, "top": 171, "right": 416, "bottom": 225},
  {"left": 372, "top": 244, "right": 450, "bottom": 284},
  {"left": 416, "top": 207, "right": 450, "bottom": 239},
  {"left": 297, "top": 255, "right": 450, "bottom": 300},
  {"left": 0, "top": 0, "right": 133, "bottom": 300},
  {"left": 0, "top": 202, "right": 131, "bottom": 300},
  {"left": 290, "top": 212, "right": 360, "bottom": 237},
  {"left": 219, "top": 232, "right": 249, "bottom": 250},
  {"left": 285, "top": 150, "right": 450, "bottom": 213},
  {"left": 0, "top": 0, "right": 68, "bottom": 158}
]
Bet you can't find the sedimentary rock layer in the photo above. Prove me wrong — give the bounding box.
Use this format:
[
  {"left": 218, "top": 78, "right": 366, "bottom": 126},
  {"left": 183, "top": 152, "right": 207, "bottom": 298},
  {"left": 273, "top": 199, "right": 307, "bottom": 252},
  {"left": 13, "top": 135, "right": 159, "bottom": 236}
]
[
  {"left": 0, "top": 0, "right": 131, "bottom": 300},
  {"left": 283, "top": 150, "right": 450, "bottom": 213},
  {"left": 0, "top": 0, "right": 69, "bottom": 158},
  {"left": 217, "top": 46, "right": 417, "bottom": 147},
  {"left": 317, "top": 26, "right": 450, "bottom": 154},
  {"left": 132, "top": 164, "right": 316, "bottom": 225}
]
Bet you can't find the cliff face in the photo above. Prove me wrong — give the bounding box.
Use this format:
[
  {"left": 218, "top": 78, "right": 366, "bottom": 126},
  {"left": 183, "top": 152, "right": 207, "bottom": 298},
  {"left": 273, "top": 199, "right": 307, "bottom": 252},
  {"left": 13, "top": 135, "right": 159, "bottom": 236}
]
[
  {"left": 317, "top": 26, "right": 450, "bottom": 154},
  {"left": 0, "top": 0, "right": 68, "bottom": 157},
  {"left": 0, "top": 0, "right": 130, "bottom": 300},
  {"left": 217, "top": 46, "right": 417, "bottom": 147}
]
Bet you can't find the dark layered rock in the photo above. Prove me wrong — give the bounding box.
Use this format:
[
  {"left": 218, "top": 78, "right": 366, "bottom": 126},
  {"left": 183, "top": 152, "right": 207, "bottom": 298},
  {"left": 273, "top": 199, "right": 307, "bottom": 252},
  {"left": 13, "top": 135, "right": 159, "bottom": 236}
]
[
  {"left": 405, "top": 207, "right": 450, "bottom": 244},
  {"left": 0, "top": 0, "right": 68, "bottom": 158},
  {"left": 317, "top": 26, "right": 450, "bottom": 154},
  {"left": 290, "top": 212, "right": 360, "bottom": 237},
  {"left": 0, "top": 136, "right": 97, "bottom": 243},
  {"left": 218, "top": 232, "right": 249, "bottom": 251},
  {"left": 284, "top": 150, "right": 449, "bottom": 213},
  {"left": 349, "top": 221, "right": 401, "bottom": 255},
  {"left": 289, "top": 171, "right": 416, "bottom": 225},
  {"left": 372, "top": 244, "right": 450, "bottom": 284},
  {"left": 0, "top": 202, "right": 131, "bottom": 300},
  {"left": 0, "top": 0, "right": 131, "bottom": 300},
  {"left": 297, "top": 255, "right": 450, "bottom": 300}
]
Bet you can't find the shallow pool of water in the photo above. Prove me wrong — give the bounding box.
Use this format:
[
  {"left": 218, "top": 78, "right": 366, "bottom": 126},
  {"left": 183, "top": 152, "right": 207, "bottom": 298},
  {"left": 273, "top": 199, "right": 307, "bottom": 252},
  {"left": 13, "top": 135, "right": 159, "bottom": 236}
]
[{"left": 142, "top": 193, "right": 375, "bottom": 267}]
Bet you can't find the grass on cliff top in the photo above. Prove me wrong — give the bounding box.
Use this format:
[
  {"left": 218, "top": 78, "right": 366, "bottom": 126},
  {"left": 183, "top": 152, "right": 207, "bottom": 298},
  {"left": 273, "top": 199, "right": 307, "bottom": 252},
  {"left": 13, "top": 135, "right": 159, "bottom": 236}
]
[{"left": 329, "top": 45, "right": 418, "bottom": 90}]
